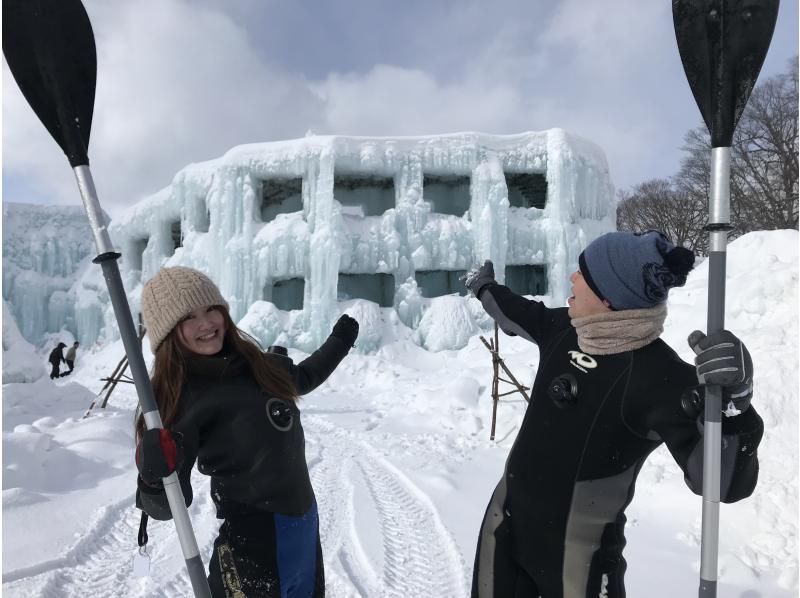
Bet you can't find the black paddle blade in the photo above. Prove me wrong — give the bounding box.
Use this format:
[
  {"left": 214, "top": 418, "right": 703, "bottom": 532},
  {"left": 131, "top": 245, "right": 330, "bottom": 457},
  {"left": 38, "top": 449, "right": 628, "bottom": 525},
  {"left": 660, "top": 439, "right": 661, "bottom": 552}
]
[
  {"left": 3, "top": 0, "right": 96, "bottom": 167},
  {"left": 673, "top": 0, "right": 779, "bottom": 147}
]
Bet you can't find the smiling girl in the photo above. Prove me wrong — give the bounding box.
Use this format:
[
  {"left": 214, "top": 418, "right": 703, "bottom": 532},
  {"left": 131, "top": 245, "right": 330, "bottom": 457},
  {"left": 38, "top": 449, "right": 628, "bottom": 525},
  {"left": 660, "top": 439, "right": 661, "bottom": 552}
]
[{"left": 134, "top": 266, "right": 358, "bottom": 597}]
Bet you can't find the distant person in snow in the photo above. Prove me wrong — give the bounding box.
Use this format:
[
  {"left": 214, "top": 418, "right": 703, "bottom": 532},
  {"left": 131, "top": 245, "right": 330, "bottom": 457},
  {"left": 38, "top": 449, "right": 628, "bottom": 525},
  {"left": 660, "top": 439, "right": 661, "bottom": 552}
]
[
  {"left": 133, "top": 266, "right": 358, "bottom": 597},
  {"left": 62, "top": 341, "right": 79, "bottom": 376},
  {"left": 48, "top": 342, "right": 67, "bottom": 379},
  {"left": 465, "top": 230, "right": 762, "bottom": 598}
]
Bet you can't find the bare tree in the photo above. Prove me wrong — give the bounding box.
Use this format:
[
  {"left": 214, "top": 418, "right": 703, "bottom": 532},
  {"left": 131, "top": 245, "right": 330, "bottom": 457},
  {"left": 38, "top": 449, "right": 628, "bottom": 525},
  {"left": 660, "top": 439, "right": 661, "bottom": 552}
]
[
  {"left": 619, "top": 56, "right": 798, "bottom": 254},
  {"left": 617, "top": 178, "right": 706, "bottom": 251},
  {"left": 678, "top": 57, "right": 798, "bottom": 235},
  {"left": 731, "top": 56, "right": 798, "bottom": 230}
]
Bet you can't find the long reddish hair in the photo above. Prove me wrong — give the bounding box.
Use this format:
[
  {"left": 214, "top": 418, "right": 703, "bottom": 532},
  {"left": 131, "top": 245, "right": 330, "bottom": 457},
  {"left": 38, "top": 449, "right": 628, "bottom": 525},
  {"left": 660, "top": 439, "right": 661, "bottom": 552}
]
[{"left": 135, "top": 306, "right": 297, "bottom": 441}]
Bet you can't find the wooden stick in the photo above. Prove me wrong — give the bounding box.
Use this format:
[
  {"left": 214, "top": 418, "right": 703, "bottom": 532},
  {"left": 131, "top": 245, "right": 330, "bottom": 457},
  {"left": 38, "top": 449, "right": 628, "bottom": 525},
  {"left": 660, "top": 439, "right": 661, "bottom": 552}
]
[
  {"left": 82, "top": 354, "right": 128, "bottom": 418},
  {"left": 480, "top": 322, "right": 531, "bottom": 440},
  {"left": 99, "top": 322, "right": 146, "bottom": 409}
]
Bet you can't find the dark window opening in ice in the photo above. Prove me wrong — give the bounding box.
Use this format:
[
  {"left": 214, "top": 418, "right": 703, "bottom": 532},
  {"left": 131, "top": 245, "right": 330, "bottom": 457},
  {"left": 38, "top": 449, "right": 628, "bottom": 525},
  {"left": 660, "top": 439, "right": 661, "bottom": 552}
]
[
  {"left": 334, "top": 175, "right": 395, "bottom": 217},
  {"left": 170, "top": 220, "right": 182, "bottom": 251},
  {"left": 129, "top": 237, "right": 148, "bottom": 272},
  {"left": 422, "top": 175, "right": 471, "bottom": 216},
  {"left": 260, "top": 178, "right": 304, "bottom": 222},
  {"left": 196, "top": 206, "right": 210, "bottom": 233},
  {"left": 506, "top": 173, "right": 547, "bottom": 209},
  {"left": 264, "top": 277, "right": 305, "bottom": 311},
  {"left": 337, "top": 273, "right": 395, "bottom": 307},
  {"left": 505, "top": 264, "right": 547, "bottom": 296},
  {"left": 414, "top": 270, "right": 468, "bottom": 298}
]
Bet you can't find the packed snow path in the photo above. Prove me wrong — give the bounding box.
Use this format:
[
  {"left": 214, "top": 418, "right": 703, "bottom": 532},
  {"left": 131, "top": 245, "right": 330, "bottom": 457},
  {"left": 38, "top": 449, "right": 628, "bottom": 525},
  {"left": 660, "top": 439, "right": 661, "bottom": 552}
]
[
  {"left": 306, "top": 415, "right": 469, "bottom": 598},
  {"left": 2, "top": 469, "right": 218, "bottom": 598},
  {"left": 3, "top": 413, "right": 470, "bottom": 598}
]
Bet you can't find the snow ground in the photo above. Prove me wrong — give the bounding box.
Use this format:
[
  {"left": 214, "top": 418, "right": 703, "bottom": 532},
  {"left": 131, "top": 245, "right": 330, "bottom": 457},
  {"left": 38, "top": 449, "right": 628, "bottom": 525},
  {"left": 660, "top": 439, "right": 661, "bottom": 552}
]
[{"left": 2, "top": 230, "right": 798, "bottom": 597}]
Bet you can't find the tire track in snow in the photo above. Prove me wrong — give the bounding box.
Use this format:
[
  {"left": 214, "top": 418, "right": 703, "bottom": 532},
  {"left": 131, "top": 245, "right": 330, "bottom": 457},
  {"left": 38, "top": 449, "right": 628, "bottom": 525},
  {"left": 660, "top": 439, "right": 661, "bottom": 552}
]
[
  {"left": 305, "top": 415, "right": 469, "bottom": 598},
  {"left": 3, "top": 471, "right": 216, "bottom": 598},
  {"left": 355, "top": 442, "right": 468, "bottom": 598},
  {"left": 307, "top": 424, "right": 378, "bottom": 597},
  {"left": 3, "top": 493, "right": 143, "bottom": 598},
  {"left": 5, "top": 414, "right": 468, "bottom": 597}
]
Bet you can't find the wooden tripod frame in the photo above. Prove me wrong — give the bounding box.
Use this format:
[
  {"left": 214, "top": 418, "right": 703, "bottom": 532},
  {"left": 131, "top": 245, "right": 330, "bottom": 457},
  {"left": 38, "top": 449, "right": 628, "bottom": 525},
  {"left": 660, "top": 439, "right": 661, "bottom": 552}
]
[
  {"left": 82, "top": 314, "right": 146, "bottom": 418},
  {"left": 479, "top": 322, "right": 530, "bottom": 440}
]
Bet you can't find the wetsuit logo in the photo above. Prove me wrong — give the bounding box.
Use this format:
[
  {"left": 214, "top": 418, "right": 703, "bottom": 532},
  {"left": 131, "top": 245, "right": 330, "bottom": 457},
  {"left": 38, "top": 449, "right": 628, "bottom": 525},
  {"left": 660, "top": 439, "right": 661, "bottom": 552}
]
[
  {"left": 568, "top": 350, "right": 597, "bottom": 373},
  {"left": 266, "top": 398, "right": 294, "bottom": 432}
]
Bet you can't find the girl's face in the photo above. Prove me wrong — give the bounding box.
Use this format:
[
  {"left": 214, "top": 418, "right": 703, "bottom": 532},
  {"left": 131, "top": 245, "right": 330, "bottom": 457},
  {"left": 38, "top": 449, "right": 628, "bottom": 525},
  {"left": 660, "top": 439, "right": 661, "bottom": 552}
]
[{"left": 176, "top": 305, "right": 226, "bottom": 356}]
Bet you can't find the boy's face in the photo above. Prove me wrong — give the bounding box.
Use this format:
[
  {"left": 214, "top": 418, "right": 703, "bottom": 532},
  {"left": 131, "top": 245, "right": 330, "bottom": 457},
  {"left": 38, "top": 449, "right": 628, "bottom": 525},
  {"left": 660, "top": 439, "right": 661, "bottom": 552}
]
[{"left": 567, "top": 270, "right": 612, "bottom": 319}]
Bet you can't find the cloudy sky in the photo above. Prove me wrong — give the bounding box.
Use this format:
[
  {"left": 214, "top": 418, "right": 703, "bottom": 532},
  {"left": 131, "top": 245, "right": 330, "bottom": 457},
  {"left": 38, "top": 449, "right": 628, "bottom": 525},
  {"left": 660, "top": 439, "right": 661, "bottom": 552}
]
[{"left": 3, "top": 0, "right": 798, "bottom": 220}]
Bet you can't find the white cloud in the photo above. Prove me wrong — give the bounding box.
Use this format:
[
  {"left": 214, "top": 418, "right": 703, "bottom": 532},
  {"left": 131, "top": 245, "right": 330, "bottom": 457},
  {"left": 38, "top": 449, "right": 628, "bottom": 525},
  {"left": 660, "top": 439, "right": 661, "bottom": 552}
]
[
  {"left": 4, "top": 0, "right": 323, "bottom": 217},
  {"left": 315, "top": 65, "right": 528, "bottom": 136},
  {"left": 3, "top": 0, "right": 796, "bottom": 219}
]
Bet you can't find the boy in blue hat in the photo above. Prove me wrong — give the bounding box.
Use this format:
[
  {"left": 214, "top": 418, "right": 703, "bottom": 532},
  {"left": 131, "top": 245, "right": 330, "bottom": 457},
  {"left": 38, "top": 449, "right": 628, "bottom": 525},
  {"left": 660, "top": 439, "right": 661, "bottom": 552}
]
[{"left": 467, "top": 230, "right": 761, "bottom": 598}]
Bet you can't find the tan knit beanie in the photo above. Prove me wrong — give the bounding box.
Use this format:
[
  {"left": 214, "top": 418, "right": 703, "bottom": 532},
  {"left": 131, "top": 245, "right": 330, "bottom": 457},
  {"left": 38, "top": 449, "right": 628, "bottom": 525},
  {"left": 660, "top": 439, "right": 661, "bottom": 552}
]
[{"left": 141, "top": 266, "right": 228, "bottom": 352}]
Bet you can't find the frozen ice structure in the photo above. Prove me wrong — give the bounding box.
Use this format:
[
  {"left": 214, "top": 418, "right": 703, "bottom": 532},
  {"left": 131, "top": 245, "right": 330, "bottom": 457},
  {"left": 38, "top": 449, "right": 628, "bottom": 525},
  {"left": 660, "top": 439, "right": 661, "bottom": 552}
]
[
  {"left": 2, "top": 203, "right": 98, "bottom": 346},
  {"left": 85, "top": 131, "right": 615, "bottom": 351},
  {"left": 2, "top": 299, "right": 46, "bottom": 383}
]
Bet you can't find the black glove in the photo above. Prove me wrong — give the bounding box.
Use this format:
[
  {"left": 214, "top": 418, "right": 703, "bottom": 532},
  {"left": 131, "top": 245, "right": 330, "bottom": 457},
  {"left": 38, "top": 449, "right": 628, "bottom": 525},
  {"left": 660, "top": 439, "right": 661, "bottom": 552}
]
[
  {"left": 135, "top": 428, "right": 184, "bottom": 487},
  {"left": 688, "top": 330, "right": 753, "bottom": 415},
  {"left": 464, "top": 260, "right": 496, "bottom": 299},
  {"left": 331, "top": 314, "right": 359, "bottom": 347}
]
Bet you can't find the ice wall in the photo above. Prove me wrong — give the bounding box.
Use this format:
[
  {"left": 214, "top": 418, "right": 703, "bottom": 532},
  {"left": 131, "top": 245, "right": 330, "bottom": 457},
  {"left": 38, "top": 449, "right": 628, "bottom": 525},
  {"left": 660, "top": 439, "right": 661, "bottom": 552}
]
[
  {"left": 2, "top": 300, "right": 46, "bottom": 383},
  {"left": 2, "top": 203, "right": 99, "bottom": 346},
  {"left": 79, "top": 131, "right": 615, "bottom": 351}
]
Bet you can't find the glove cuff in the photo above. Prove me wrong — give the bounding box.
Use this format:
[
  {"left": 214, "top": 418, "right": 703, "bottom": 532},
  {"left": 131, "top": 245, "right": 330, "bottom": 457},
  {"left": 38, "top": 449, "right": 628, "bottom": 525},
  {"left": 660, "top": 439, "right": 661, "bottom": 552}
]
[
  {"left": 475, "top": 280, "right": 497, "bottom": 300},
  {"left": 137, "top": 474, "right": 165, "bottom": 491}
]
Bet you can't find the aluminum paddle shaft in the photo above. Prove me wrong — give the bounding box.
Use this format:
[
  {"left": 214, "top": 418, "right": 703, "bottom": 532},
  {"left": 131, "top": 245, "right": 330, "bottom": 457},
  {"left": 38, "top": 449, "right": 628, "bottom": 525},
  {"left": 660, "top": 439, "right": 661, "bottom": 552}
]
[
  {"left": 699, "top": 148, "right": 730, "bottom": 598},
  {"left": 673, "top": 2, "right": 779, "bottom": 596},
  {"left": 75, "top": 167, "right": 212, "bottom": 598},
  {"left": 3, "top": 1, "right": 211, "bottom": 594}
]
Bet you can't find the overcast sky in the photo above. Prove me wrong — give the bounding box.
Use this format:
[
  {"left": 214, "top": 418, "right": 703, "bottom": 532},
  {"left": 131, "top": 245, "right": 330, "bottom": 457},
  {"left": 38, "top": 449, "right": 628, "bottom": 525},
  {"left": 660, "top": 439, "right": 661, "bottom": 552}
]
[{"left": 3, "top": 0, "right": 798, "bottom": 220}]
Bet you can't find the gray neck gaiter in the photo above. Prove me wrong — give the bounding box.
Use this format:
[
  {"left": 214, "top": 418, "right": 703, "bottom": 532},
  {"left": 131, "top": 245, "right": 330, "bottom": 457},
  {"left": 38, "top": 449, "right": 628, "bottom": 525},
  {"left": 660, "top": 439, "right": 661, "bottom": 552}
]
[{"left": 570, "top": 303, "right": 668, "bottom": 356}]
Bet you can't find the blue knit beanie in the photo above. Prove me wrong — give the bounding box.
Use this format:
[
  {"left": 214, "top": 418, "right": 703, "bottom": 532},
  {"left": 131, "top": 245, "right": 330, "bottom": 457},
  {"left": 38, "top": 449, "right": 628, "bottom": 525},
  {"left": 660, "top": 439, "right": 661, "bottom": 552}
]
[{"left": 578, "top": 230, "right": 695, "bottom": 310}]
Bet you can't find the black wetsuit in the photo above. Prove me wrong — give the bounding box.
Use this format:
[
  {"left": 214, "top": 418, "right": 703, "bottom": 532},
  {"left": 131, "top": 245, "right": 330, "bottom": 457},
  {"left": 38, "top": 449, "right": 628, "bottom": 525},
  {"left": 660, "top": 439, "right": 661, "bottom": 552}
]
[
  {"left": 472, "top": 284, "right": 763, "bottom": 598},
  {"left": 136, "top": 334, "right": 351, "bottom": 597}
]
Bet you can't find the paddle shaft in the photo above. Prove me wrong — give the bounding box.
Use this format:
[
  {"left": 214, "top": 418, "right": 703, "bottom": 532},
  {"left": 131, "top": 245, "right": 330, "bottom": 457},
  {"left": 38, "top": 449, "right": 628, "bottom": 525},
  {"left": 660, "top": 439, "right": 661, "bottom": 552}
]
[
  {"left": 75, "top": 165, "right": 212, "bottom": 598},
  {"left": 698, "top": 148, "right": 731, "bottom": 598},
  {"left": 672, "top": 3, "right": 779, "bottom": 594},
  {"left": 5, "top": 1, "right": 209, "bottom": 594}
]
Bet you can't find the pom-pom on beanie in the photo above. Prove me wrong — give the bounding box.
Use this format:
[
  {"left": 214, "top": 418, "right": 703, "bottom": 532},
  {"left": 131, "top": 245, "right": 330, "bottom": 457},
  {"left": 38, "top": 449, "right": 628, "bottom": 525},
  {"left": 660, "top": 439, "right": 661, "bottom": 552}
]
[
  {"left": 578, "top": 230, "right": 695, "bottom": 310},
  {"left": 141, "top": 266, "right": 228, "bottom": 352}
]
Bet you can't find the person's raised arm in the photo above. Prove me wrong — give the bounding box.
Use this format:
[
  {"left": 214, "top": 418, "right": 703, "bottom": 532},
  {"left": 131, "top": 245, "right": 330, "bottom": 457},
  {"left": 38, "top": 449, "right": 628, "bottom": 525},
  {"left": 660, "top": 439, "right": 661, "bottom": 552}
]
[
  {"left": 270, "top": 315, "right": 359, "bottom": 396},
  {"left": 465, "top": 260, "right": 566, "bottom": 345}
]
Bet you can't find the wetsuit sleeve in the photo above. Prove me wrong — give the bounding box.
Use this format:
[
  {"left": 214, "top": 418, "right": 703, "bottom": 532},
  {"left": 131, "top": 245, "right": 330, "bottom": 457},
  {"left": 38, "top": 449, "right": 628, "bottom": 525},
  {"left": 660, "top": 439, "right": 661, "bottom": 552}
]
[
  {"left": 648, "top": 383, "right": 764, "bottom": 504},
  {"left": 479, "top": 283, "right": 569, "bottom": 345},
  {"left": 269, "top": 335, "right": 351, "bottom": 396},
  {"left": 135, "top": 424, "right": 198, "bottom": 521}
]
